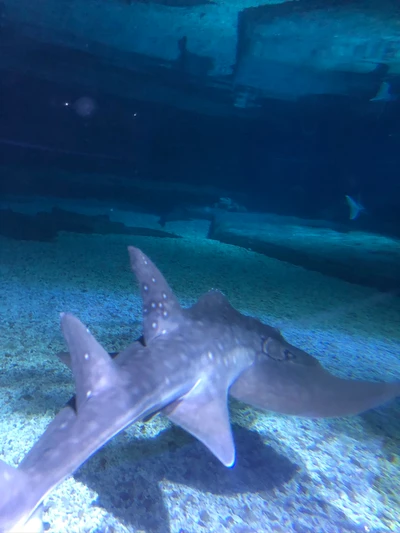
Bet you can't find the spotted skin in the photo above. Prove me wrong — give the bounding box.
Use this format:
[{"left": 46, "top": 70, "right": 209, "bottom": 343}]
[{"left": 0, "top": 246, "right": 399, "bottom": 532}]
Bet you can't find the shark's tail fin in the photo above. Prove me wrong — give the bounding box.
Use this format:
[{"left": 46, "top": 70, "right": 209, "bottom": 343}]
[
  {"left": 345, "top": 195, "right": 365, "bottom": 220},
  {"left": 0, "top": 460, "right": 44, "bottom": 533},
  {"left": 370, "top": 81, "right": 395, "bottom": 102},
  {"left": 128, "top": 246, "right": 183, "bottom": 344}
]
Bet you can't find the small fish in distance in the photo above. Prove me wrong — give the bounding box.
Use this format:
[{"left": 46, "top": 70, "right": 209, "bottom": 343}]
[{"left": 345, "top": 195, "right": 365, "bottom": 220}]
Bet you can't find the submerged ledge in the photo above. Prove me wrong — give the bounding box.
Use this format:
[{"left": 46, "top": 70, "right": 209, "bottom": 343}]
[{"left": 208, "top": 211, "right": 400, "bottom": 293}]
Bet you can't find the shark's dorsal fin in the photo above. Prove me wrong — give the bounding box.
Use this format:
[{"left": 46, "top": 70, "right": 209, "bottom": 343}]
[
  {"left": 60, "top": 313, "right": 123, "bottom": 411},
  {"left": 163, "top": 378, "right": 235, "bottom": 467},
  {"left": 128, "top": 246, "right": 182, "bottom": 344},
  {"left": 56, "top": 350, "right": 120, "bottom": 370},
  {"left": 188, "top": 289, "right": 240, "bottom": 322}
]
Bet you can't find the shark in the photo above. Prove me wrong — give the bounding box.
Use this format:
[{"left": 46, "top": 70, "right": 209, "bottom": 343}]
[
  {"left": 1, "top": 245, "right": 400, "bottom": 533},
  {"left": 345, "top": 194, "right": 365, "bottom": 220},
  {"left": 370, "top": 81, "right": 396, "bottom": 103}
]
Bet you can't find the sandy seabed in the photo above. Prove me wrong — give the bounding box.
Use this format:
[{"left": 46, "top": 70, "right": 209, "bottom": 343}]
[{"left": 1, "top": 228, "right": 400, "bottom": 533}]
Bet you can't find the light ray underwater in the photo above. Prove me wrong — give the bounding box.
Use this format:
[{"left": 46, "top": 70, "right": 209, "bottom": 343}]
[{"left": 0, "top": 246, "right": 399, "bottom": 533}]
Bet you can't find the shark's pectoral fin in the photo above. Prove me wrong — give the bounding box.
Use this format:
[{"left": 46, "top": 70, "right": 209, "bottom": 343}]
[
  {"left": 128, "top": 246, "right": 183, "bottom": 344},
  {"left": 163, "top": 379, "right": 235, "bottom": 467},
  {"left": 230, "top": 358, "right": 400, "bottom": 418}
]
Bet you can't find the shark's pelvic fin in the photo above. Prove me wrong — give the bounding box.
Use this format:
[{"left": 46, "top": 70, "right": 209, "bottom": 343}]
[
  {"left": 128, "top": 246, "right": 182, "bottom": 344},
  {"left": 163, "top": 377, "right": 235, "bottom": 467},
  {"left": 345, "top": 195, "right": 364, "bottom": 220}
]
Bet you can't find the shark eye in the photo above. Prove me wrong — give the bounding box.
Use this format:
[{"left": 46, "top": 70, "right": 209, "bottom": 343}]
[
  {"left": 262, "top": 338, "right": 295, "bottom": 361},
  {"left": 283, "top": 349, "right": 295, "bottom": 360}
]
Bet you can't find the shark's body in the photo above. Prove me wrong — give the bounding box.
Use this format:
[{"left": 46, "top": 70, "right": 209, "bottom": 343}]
[{"left": 1, "top": 246, "right": 399, "bottom": 532}]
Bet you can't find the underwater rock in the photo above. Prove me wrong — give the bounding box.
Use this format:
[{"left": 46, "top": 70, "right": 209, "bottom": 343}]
[{"left": 0, "top": 207, "right": 181, "bottom": 241}]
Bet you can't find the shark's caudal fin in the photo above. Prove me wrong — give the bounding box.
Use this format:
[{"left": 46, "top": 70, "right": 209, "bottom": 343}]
[
  {"left": 345, "top": 195, "right": 365, "bottom": 220},
  {"left": 370, "top": 81, "right": 395, "bottom": 102},
  {"left": 128, "top": 246, "right": 183, "bottom": 344}
]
